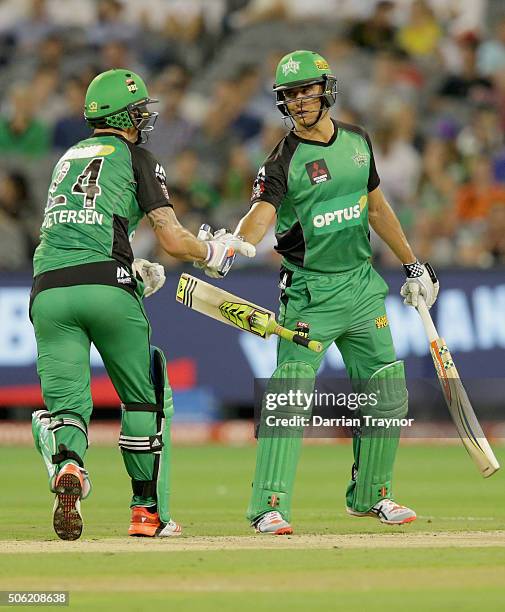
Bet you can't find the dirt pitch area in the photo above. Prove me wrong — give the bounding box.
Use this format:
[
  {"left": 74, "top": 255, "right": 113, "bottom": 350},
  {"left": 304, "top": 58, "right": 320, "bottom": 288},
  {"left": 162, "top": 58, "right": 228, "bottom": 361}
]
[{"left": 3, "top": 531, "right": 505, "bottom": 553}]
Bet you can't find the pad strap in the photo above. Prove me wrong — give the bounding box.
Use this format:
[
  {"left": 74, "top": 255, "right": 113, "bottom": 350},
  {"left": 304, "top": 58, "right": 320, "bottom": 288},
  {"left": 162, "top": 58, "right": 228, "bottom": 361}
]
[
  {"left": 51, "top": 444, "right": 84, "bottom": 468},
  {"left": 121, "top": 402, "right": 162, "bottom": 412},
  {"left": 118, "top": 432, "right": 164, "bottom": 453},
  {"left": 132, "top": 479, "right": 157, "bottom": 499},
  {"left": 48, "top": 418, "right": 89, "bottom": 448}
]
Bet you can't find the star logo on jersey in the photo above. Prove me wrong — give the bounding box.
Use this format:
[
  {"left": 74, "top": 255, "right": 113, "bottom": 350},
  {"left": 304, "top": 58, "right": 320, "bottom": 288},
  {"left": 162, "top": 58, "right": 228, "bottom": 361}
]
[
  {"left": 305, "top": 159, "right": 332, "bottom": 185},
  {"left": 282, "top": 56, "right": 300, "bottom": 76},
  {"left": 352, "top": 148, "right": 368, "bottom": 167}
]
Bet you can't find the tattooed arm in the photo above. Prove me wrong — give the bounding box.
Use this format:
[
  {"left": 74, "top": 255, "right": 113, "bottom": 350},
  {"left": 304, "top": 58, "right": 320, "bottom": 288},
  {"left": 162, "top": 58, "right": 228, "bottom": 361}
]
[{"left": 147, "top": 207, "right": 208, "bottom": 262}]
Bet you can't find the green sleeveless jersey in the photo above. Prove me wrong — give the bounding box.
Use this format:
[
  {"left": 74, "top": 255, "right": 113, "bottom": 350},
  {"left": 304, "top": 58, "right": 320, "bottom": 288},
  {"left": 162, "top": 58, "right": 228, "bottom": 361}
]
[
  {"left": 33, "top": 132, "right": 171, "bottom": 276},
  {"left": 250, "top": 119, "right": 380, "bottom": 273}
]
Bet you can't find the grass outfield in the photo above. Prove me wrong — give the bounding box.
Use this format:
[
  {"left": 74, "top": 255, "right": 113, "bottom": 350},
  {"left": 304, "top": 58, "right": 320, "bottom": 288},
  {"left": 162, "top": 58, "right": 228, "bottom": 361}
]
[{"left": 1, "top": 444, "right": 505, "bottom": 610}]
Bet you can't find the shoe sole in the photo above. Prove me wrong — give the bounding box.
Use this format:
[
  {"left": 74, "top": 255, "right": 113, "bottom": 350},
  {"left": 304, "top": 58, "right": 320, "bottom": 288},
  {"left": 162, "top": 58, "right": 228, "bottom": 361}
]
[
  {"left": 255, "top": 526, "right": 294, "bottom": 535},
  {"left": 346, "top": 507, "right": 416, "bottom": 525},
  {"left": 379, "top": 515, "right": 417, "bottom": 525},
  {"left": 53, "top": 473, "right": 83, "bottom": 541}
]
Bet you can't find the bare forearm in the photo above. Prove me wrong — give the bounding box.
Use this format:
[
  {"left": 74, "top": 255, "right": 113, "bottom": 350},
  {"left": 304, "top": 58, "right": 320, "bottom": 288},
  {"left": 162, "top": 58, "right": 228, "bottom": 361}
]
[
  {"left": 148, "top": 207, "right": 207, "bottom": 262},
  {"left": 368, "top": 190, "right": 415, "bottom": 264},
  {"left": 235, "top": 201, "right": 276, "bottom": 245}
]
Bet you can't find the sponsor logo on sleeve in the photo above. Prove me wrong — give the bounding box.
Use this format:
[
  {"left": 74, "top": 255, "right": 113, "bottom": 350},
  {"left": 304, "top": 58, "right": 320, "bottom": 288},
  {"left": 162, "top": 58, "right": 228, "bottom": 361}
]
[
  {"left": 155, "top": 163, "right": 170, "bottom": 201},
  {"left": 251, "top": 165, "right": 266, "bottom": 200}
]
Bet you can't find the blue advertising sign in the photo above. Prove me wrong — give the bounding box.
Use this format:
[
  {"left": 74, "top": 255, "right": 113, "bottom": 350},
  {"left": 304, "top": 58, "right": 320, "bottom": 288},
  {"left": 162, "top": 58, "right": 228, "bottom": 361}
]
[{"left": 0, "top": 268, "right": 504, "bottom": 405}]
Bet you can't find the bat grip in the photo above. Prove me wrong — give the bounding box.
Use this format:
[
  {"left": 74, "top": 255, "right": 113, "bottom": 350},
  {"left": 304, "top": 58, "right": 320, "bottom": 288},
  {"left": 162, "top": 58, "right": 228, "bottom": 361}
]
[
  {"left": 416, "top": 297, "right": 439, "bottom": 342},
  {"left": 273, "top": 325, "right": 323, "bottom": 353}
]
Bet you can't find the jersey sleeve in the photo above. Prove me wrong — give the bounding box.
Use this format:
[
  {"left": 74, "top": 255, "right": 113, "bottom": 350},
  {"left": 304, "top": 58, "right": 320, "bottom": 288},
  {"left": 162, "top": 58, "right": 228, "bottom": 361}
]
[
  {"left": 250, "top": 139, "right": 290, "bottom": 210},
  {"left": 129, "top": 145, "right": 173, "bottom": 213},
  {"left": 364, "top": 131, "right": 380, "bottom": 192}
]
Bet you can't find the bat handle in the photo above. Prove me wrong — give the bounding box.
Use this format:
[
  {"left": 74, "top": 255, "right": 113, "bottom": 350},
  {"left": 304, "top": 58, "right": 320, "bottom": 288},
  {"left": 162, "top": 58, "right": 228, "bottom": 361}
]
[
  {"left": 416, "top": 296, "right": 439, "bottom": 342},
  {"left": 273, "top": 325, "right": 323, "bottom": 353}
]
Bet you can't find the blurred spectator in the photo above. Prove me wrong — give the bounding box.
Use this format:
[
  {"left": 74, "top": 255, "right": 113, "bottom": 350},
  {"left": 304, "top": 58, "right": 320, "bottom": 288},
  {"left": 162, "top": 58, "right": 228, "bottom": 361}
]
[
  {"left": 350, "top": 51, "right": 418, "bottom": 127},
  {"left": 396, "top": 0, "right": 442, "bottom": 59},
  {"left": 477, "top": 18, "right": 505, "bottom": 77},
  {"left": 98, "top": 40, "right": 146, "bottom": 77},
  {"left": 52, "top": 78, "right": 90, "bottom": 151},
  {"left": 87, "top": 0, "right": 138, "bottom": 48},
  {"left": 0, "top": 84, "right": 50, "bottom": 157},
  {"left": 167, "top": 149, "right": 220, "bottom": 212},
  {"left": 413, "top": 137, "right": 461, "bottom": 265},
  {"left": 13, "top": 0, "right": 55, "bottom": 51},
  {"left": 0, "top": 171, "right": 38, "bottom": 269},
  {"left": 220, "top": 144, "right": 254, "bottom": 205},
  {"left": 456, "top": 105, "right": 503, "bottom": 158},
  {"left": 456, "top": 156, "right": 505, "bottom": 221},
  {"left": 147, "top": 66, "right": 197, "bottom": 165},
  {"left": 349, "top": 1, "right": 398, "bottom": 53},
  {"left": 485, "top": 203, "right": 505, "bottom": 264},
  {"left": 0, "top": 1, "right": 503, "bottom": 271},
  {"left": 438, "top": 34, "right": 493, "bottom": 103},
  {"left": 373, "top": 119, "right": 422, "bottom": 214},
  {"left": 30, "top": 66, "right": 66, "bottom": 125}
]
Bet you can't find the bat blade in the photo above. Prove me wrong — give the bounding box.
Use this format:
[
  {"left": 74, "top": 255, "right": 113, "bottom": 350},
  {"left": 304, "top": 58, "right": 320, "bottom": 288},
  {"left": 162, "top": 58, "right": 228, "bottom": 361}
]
[
  {"left": 429, "top": 336, "right": 500, "bottom": 478},
  {"left": 176, "top": 273, "right": 275, "bottom": 338}
]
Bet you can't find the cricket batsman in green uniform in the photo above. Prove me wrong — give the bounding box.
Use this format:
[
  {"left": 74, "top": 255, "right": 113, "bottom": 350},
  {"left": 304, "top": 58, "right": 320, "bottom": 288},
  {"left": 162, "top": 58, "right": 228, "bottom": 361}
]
[
  {"left": 30, "top": 68, "right": 254, "bottom": 540},
  {"left": 231, "top": 50, "right": 440, "bottom": 534}
]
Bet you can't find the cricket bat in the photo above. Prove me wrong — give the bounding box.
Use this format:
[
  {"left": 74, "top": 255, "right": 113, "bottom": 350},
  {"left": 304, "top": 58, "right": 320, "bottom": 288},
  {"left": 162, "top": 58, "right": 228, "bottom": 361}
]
[
  {"left": 417, "top": 297, "right": 500, "bottom": 477},
  {"left": 176, "top": 273, "right": 322, "bottom": 353}
]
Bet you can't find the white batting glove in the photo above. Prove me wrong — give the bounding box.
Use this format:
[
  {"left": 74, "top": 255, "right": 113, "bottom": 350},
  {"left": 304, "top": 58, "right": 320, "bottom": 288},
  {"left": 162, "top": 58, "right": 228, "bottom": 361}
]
[
  {"left": 204, "top": 239, "right": 236, "bottom": 278},
  {"left": 132, "top": 258, "right": 166, "bottom": 298},
  {"left": 400, "top": 261, "right": 439, "bottom": 309},
  {"left": 194, "top": 224, "right": 214, "bottom": 271},
  {"left": 212, "top": 229, "right": 256, "bottom": 258},
  {"left": 202, "top": 228, "right": 256, "bottom": 278}
]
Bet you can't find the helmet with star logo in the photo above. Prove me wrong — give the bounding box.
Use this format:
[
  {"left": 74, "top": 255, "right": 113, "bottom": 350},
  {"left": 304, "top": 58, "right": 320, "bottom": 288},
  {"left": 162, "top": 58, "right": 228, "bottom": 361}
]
[
  {"left": 273, "top": 50, "right": 337, "bottom": 123},
  {"left": 84, "top": 69, "right": 158, "bottom": 144}
]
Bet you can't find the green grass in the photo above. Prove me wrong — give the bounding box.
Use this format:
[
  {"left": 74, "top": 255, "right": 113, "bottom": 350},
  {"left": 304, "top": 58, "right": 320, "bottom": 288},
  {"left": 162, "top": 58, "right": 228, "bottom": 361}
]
[{"left": 1, "top": 444, "right": 505, "bottom": 610}]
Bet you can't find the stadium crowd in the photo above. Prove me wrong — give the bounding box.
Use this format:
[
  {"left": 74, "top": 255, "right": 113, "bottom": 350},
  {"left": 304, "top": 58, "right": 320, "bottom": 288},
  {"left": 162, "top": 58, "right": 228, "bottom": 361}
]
[{"left": 0, "top": 0, "right": 504, "bottom": 270}]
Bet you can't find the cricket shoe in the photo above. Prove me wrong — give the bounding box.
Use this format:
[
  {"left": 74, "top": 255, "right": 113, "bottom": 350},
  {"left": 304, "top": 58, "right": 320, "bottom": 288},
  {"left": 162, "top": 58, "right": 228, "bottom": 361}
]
[
  {"left": 253, "top": 511, "right": 293, "bottom": 535},
  {"left": 52, "top": 463, "right": 84, "bottom": 541},
  {"left": 346, "top": 499, "right": 416, "bottom": 525},
  {"left": 128, "top": 506, "right": 182, "bottom": 537}
]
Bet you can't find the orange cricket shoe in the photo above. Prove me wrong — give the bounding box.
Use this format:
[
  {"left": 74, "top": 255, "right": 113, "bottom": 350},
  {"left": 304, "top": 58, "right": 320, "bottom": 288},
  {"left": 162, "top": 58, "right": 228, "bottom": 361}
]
[
  {"left": 53, "top": 463, "right": 84, "bottom": 541},
  {"left": 128, "top": 506, "right": 182, "bottom": 537}
]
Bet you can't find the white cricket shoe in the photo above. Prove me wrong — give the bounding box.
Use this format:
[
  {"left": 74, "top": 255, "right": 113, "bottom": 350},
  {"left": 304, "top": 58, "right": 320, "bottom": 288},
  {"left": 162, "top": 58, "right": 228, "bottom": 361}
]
[
  {"left": 347, "top": 498, "right": 416, "bottom": 525},
  {"left": 253, "top": 511, "right": 293, "bottom": 535}
]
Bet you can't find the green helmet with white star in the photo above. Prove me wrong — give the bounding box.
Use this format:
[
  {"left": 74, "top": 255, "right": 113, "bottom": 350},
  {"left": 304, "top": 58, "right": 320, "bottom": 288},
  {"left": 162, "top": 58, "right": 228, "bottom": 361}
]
[
  {"left": 84, "top": 69, "right": 158, "bottom": 143},
  {"left": 273, "top": 50, "right": 337, "bottom": 121}
]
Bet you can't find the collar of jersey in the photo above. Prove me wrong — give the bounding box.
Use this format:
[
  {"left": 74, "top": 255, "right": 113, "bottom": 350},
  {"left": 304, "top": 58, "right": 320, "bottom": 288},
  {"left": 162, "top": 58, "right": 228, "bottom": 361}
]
[
  {"left": 89, "top": 131, "right": 130, "bottom": 144},
  {"left": 290, "top": 118, "right": 338, "bottom": 147}
]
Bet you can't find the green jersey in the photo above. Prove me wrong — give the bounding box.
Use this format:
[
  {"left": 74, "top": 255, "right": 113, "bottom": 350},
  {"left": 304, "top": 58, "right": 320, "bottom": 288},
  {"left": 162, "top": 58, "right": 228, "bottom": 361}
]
[
  {"left": 33, "top": 132, "right": 171, "bottom": 277},
  {"left": 251, "top": 119, "right": 380, "bottom": 273}
]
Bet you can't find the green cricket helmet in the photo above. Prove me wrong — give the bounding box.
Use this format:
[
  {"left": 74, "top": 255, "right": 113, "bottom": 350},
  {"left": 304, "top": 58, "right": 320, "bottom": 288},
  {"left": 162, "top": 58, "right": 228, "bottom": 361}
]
[
  {"left": 84, "top": 69, "right": 158, "bottom": 144},
  {"left": 273, "top": 50, "right": 337, "bottom": 123}
]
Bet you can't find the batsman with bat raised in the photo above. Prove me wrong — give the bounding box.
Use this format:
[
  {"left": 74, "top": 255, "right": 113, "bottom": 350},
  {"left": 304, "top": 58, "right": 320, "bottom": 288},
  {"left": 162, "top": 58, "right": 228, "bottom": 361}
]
[
  {"left": 231, "top": 50, "right": 440, "bottom": 534},
  {"left": 30, "top": 68, "right": 254, "bottom": 540}
]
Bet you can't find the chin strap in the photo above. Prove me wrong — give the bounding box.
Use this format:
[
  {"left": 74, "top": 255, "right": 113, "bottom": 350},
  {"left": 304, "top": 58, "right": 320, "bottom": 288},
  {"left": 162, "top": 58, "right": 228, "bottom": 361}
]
[{"left": 292, "top": 106, "right": 329, "bottom": 133}]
